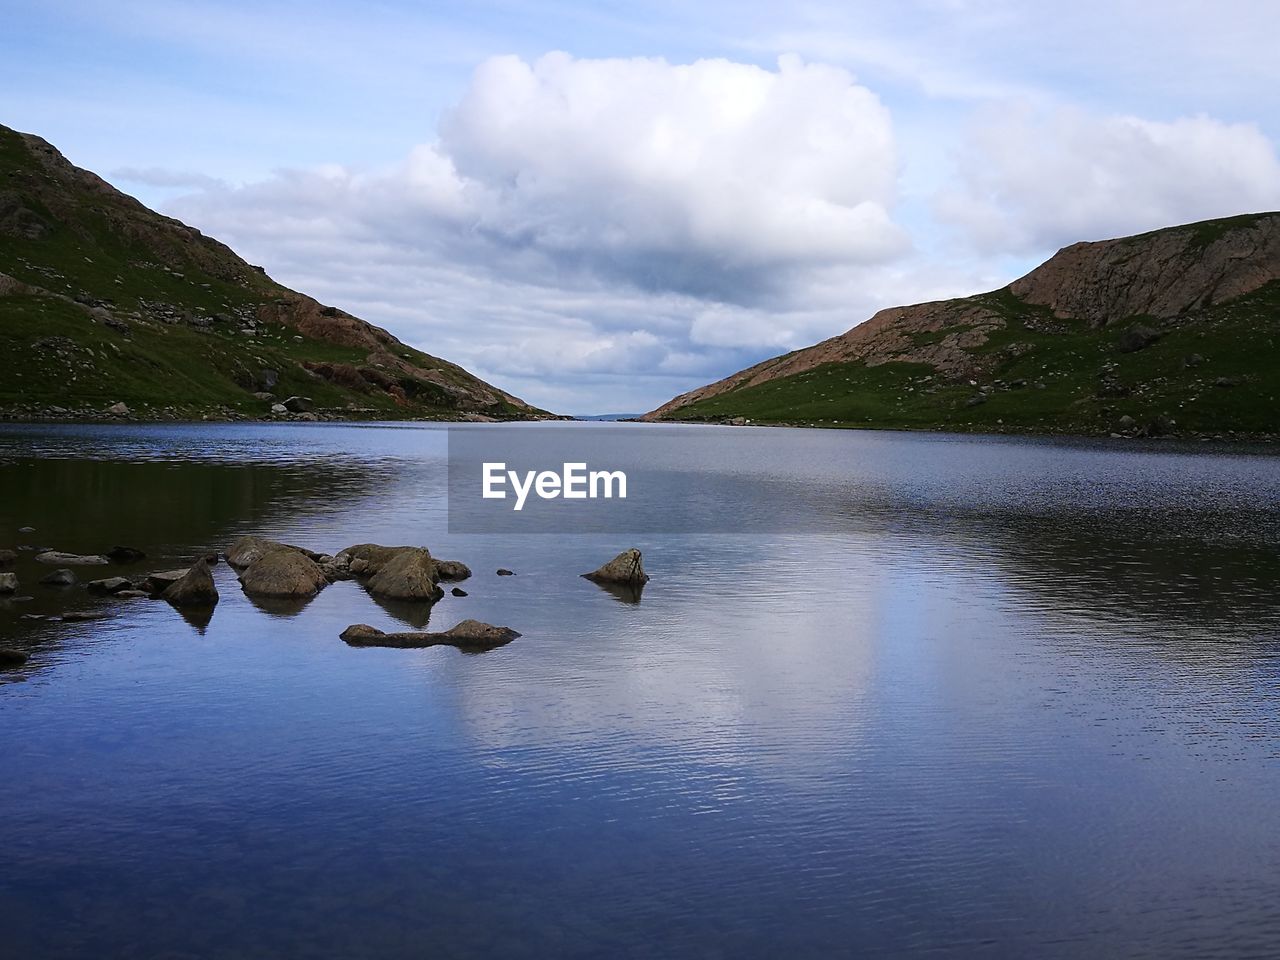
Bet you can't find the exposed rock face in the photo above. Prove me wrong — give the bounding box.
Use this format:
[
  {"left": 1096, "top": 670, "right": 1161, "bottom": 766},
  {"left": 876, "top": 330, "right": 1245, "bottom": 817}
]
[
  {"left": 0, "top": 572, "right": 16, "bottom": 593},
  {"left": 162, "top": 558, "right": 219, "bottom": 607},
  {"left": 340, "top": 619, "right": 520, "bottom": 650},
  {"left": 364, "top": 547, "right": 442, "bottom": 602},
  {"left": 582, "top": 548, "right": 649, "bottom": 585},
  {"left": 1009, "top": 215, "right": 1280, "bottom": 325},
  {"left": 36, "top": 551, "right": 108, "bottom": 565},
  {"left": 239, "top": 549, "right": 327, "bottom": 598}
]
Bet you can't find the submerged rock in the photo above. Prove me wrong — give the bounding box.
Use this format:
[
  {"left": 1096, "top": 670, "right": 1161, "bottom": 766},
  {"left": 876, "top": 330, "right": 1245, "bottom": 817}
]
[
  {"left": 60, "top": 610, "right": 112, "bottom": 622},
  {"left": 106, "top": 545, "right": 147, "bottom": 563},
  {"left": 0, "top": 572, "right": 16, "bottom": 594},
  {"left": 39, "top": 568, "right": 77, "bottom": 587},
  {"left": 365, "top": 547, "right": 442, "bottom": 602},
  {"left": 340, "top": 619, "right": 521, "bottom": 650},
  {"left": 162, "top": 558, "right": 219, "bottom": 607},
  {"left": 582, "top": 548, "right": 649, "bottom": 586},
  {"left": 0, "top": 647, "right": 29, "bottom": 668},
  {"left": 0, "top": 549, "right": 16, "bottom": 565},
  {"left": 239, "top": 549, "right": 327, "bottom": 598},
  {"left": 35, "top": 551, "right": 108, "bottom": 565}
]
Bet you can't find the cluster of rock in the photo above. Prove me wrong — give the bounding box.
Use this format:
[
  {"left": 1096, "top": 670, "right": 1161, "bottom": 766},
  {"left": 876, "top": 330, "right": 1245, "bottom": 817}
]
[{"left": 4, "top": 532, "right": 653, "bottom": 669}]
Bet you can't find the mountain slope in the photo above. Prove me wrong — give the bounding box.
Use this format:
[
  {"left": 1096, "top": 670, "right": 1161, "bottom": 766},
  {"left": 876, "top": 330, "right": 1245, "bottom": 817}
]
[
  {"left": 0, "top": 124, "right": 549, "bottom": 421},
  {"left": 647, "top": 213, "right": 1280, "bottom": 439}
]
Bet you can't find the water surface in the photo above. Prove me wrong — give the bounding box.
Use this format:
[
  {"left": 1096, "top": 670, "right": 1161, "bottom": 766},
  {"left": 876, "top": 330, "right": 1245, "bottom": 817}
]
[{"left": 1, "top": 422, "right": 1278, "bottom": 959}]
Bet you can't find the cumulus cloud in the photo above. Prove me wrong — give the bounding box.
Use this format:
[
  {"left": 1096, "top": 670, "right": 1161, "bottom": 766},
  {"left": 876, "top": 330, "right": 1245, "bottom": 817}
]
[
  {"left": 165, "top": 51, "right": 909, "bottom": 411},
  {"left": 937, "top": 104, "right": 1280, "bottom": 253}
]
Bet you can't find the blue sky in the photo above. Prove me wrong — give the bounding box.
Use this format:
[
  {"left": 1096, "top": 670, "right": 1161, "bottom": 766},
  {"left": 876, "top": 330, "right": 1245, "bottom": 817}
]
[{"left": 4, "top": 0, "right": 1279, "bottom": 413}]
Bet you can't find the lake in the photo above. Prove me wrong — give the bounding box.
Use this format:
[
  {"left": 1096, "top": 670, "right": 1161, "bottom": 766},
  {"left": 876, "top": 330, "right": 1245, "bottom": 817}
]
[{"left": 1, "top": 422, "right": 1278, "bottom": 959}]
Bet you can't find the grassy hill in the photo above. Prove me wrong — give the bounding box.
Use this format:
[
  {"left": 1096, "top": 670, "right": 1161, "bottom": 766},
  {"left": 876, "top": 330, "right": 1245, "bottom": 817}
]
[
  {"left": 0, "top": 124, "right": 548, "bottom": 421},
  {"left": 648, "top": 214, "right": 1280, "bottom": 440}
]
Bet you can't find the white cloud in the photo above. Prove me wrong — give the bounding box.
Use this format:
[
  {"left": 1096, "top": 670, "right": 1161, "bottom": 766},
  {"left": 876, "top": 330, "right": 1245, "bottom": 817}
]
[
  {"left": 937, "top": 104, "right": 1280, "bottom": 253},
  {"left": 164, "top": 51, "right": 910, "bottom": 411}
]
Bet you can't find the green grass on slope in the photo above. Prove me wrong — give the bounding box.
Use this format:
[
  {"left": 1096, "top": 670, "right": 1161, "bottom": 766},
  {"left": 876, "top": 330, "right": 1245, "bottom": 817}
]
[
  {"left": 670, "top": 283, "right": 1280, "bottom": 437},
  {"left": 0, "top": 294, "right": 455, "bottom": 417}
]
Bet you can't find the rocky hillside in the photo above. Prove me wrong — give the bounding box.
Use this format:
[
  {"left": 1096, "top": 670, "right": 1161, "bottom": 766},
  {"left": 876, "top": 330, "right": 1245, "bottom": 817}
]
[
  {"left": 0, "top": 124, "right": 549, "bottom": 421},
  {"left": 647, "top": 213, "right": 1280, "bottom": 440}
]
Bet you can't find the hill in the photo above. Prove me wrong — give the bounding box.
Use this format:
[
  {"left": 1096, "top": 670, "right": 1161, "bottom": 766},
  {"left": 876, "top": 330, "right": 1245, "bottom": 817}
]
[
  {"left": 646, "top": 213, "right": 1280, "bottom": 440},
  {"left": 0, "top": 124, "right": 549, "bottom": 421}
]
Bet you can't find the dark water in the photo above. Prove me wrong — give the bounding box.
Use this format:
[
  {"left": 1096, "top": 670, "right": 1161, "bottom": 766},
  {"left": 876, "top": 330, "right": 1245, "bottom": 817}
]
[{"left": 1, "top": 422, "right": 1278, "bottom": 959}]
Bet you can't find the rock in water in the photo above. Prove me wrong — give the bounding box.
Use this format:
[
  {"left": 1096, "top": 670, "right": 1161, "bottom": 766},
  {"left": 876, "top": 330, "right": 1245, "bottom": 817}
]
[
  {"left": 582, "top": 548, "right": 649, "bottom": 585},
  {"left": 496, "top": 568, "right": 515, "bottom": 576},
  {"left": 239, "top": 549, "right": 327, "bottom": 598},
  {"left": 0, "top": 572, "right": 16, "bottom": 594},
  {"left": 451, "top": 587, "right": 467, "bottom": 597},
  {"left": 87, "top": 577, "right": 133, "bottom": 595},
  {"left": 226, "top": 536, "right": 320, "bottom": 568},
  {"left": 0, "top": 549, "right": 16, "bottom": 565},
  {"left": 139, "top": 568, "right": 190, "bottom": 593},
  {"left": 162, "top": 558, "right": 219, "bottom": 607},
  {"left": 434, "top": 559, "right": 472, "bottom": 581},
  {"left": 340, "top": 619, "right": 520, "bottom": 650},
  {"left": 106, "top": 545, "right": 146, "bottom": 562},
  {"left": 365, "top": 547, "right": 442, "bottom": 602},
  {"left": 40, "top": 568, "right": 77, "bottom": 586},
  {"left": 0, "top": 648, "right": 29, "bottom": 668},
  {"left": 35, "top": 551, "right": 108, "bottom": 565}
]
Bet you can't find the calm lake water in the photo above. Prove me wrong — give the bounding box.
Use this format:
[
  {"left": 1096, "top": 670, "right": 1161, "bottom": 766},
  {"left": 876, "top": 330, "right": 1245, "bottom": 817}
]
[{"left": 1, "top": 422, "right": 1278, "bottom": 959}]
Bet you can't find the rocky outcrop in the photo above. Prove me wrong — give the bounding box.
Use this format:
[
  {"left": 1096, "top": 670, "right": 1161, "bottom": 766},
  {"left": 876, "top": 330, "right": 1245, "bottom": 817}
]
[
  {"left": 1009, "top": 214, "right": 1280, "bottom": 326},
  {"left": 340, "top": 619, "right": 521, "bottom": 650},
  {"left": 582, "top": 548, "right": 649, "bottom": 585},
  {"left": 162, "top": 558, "right": 219, "bottom": 607},
  {"left": 239, "top": 549, "right": 327, "bottom": 598}
]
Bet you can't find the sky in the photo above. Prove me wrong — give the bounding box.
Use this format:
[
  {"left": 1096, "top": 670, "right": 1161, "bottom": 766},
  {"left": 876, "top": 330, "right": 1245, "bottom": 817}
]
[{"left": 4, "top": 0, "right": 1279, "bottom": 414}]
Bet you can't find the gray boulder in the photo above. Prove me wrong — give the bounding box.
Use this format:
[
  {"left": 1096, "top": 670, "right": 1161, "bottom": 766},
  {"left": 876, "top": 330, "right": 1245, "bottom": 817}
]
[
  {"left": 162, "top": 558, "right": 219, "bottom": 607},
  {"left": 0, "top": 549, "right": 16, "bottom": 565},
  {"left": 0, "top": 572, "right": 16, "bottom": 594},
  {"left": 582, "top": 548, "right": 649, "bottom": 585},
  {"left": 139, "top": 568, "right": 190, "bottom": 593},
  {"left": 40, "top": 568, "right": 77, "bottom": 587},
  {"left": 106, "top": 545, "right": 146, "bottom": 563},
  {"left": 239, "top": 549, "right": 327, "bottom": 598},
  {"left": 283, "top": 396, "right": 313, "bottom": 413},
  {"left": 36, "top": 551, "right": 108, "bottom": 565},
  {"left": 340, "top": 619, "right": 520, "bottom": 650},
  {"left": 87, "top": 577, "right": 133, "bottom": 595},
  {"left": 1117, "top": 324, "right": 1161, "bottom": 353}
]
